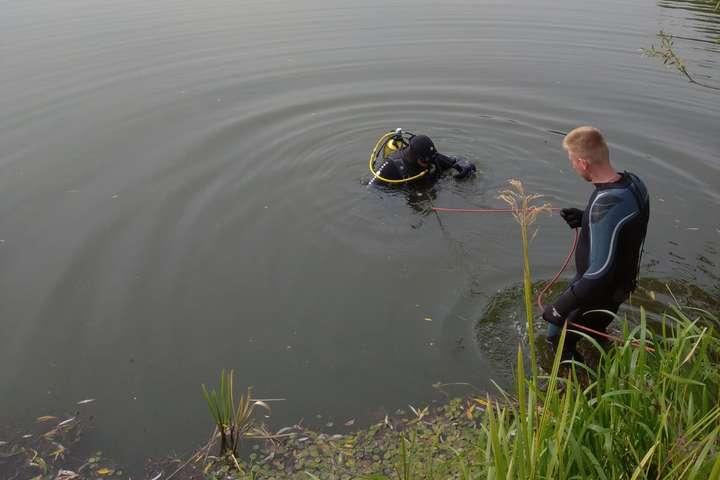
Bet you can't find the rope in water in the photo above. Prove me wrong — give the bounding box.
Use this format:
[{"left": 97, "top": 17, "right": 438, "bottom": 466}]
[
  {"left": 433, "top": 206, "right": 655, "bottom": 352},
  {"left": 432, "top": 207, "right": 562, "bottom": 213}
]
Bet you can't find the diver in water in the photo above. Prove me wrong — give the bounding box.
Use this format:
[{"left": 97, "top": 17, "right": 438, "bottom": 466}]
[
  {"left": 542, "top": 126, "right": 650, "bottom": 361},
  {"left": 368, "top": 131, "right": 476, "bottom": 186}
]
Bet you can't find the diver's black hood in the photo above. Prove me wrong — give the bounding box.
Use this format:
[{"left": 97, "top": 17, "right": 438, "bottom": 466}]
[{"left": 408, "top": 135, "right": 436, "bottom": 160}]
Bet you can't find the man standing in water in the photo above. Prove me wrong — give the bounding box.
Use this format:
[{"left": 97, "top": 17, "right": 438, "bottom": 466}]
[{"left": 543, "top": 126, "right": 650, "bottom": 360}]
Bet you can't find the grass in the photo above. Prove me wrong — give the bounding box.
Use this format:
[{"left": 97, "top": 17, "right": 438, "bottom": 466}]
[{"left": 201, "top": 370, "right": 270, "bottom": 459}]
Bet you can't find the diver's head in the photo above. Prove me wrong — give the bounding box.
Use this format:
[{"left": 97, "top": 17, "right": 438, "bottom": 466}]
[{"left": 406, "top": 135, "right": 437, "bottom": 168}]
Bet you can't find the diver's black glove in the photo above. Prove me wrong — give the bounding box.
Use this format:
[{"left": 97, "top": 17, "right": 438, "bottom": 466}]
[
  {"left": 560, "top": 208, "right": 583, "bottom": 229},
  {"left": 452, "top": 158, "right": 476, "bottom": 179}
]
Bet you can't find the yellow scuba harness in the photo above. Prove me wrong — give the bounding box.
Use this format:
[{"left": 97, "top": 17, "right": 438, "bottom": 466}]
[{"left": 368, "top": 128, "right": 430, "bottom": 184}]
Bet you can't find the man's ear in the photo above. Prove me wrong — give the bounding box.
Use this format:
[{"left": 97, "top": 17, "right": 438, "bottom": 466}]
[{"left": 577, "top": 156, "right": 590, "bottom": 172}]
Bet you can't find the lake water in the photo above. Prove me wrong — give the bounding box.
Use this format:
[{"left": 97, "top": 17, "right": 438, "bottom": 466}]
[{"left": 1, "top": 0, "right": 718, "bottom": 471}]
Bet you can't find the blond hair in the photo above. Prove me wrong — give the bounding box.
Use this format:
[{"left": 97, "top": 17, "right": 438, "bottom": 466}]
[{"left": 563, "top": 126, "right": 609, "bottom": 165}]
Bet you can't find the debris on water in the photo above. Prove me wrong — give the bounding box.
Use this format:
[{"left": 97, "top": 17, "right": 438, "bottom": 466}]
[
  {"left": 687, "top": 227, "right": 700, "bottom": 231},
  {"left": 96, "top": 467, "right": 114, "bottom": 476},
  {"left": 77, "top": 398, "right": 96, "bottom": 405},
  {"left": 0, "top": 441, "right": 7, "bottom": 446},
  {"left": 37, "top": 415, "right": 58, "bottom": 423},
  {"left": 325, "top": 422, "right": 334, "bottom": 428},
  {"left": 22, "top": 434, "right": 32, "bottom": 439},
  {"left": 58, "top": 417, "right": 76, "bottom": 427},
  {"left": 344, "top": 418, "right": 355, "bottom": 426},
  {"left": 55, "top": 470, "right": 79, "bottom": 480},
  {"left": 424, "top": 317, "right": 432, "bottom": 322},
  {"left": 149, "top": 473, "right": 163, "bottom": 480}
]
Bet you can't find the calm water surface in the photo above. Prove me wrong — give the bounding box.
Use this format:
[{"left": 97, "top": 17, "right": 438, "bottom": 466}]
[{"left": 1, "top": 0, "right": 718, "bottom": 469}]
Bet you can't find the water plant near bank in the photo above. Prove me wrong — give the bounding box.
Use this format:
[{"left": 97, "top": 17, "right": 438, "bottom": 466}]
[{"left": 201, "top": 370, "right": 271, "bottom": 459}]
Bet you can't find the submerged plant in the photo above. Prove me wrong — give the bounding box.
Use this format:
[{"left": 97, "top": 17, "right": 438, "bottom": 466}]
[{"left": 201, "top": 370, "right": 270, "bottom": 458}]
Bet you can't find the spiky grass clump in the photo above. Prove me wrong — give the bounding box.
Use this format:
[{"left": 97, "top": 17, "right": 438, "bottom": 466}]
[{"left": 202, "top": 370, "right": 270, "bottom": 458}]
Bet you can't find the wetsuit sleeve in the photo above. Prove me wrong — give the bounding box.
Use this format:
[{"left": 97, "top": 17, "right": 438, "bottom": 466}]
[
  {"left": 433, "top": 153, "right": 457, "bottom": 170},
  {"left": 547, "top": 190, "right": 639, "bottom": 323}
]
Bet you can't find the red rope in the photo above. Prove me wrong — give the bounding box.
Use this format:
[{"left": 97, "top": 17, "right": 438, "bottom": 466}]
[{"left": 432, "top": 207, "right": 562, "bottom": 213}]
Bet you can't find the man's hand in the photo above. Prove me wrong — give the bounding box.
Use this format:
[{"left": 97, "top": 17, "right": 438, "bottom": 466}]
[
  {"left": 452, "top": 159, "right": 476, "bottom": 179},
  {"left": 560, "top": 208, "right": 583, "bottom": 229}
]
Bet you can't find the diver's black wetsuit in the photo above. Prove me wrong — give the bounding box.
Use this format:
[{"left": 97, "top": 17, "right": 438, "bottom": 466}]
[
  {"left": 544, "top": 172, "right": 650, "bottom": 346},
  {"left": 370, "top": 149, "right": 469, "bottom": 185}
]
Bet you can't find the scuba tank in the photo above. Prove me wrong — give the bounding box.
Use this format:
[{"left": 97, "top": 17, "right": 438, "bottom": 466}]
[{"left": 382, "top": 128, "right": 410, "bottom": 159}]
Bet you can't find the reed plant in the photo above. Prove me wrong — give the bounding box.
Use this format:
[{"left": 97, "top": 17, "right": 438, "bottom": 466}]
[
  {"left": 201, "top": 370, "right": 269, "bottom": 458},
  {"left": 498, "top": 179, "right": 551, "bottom": 380}
]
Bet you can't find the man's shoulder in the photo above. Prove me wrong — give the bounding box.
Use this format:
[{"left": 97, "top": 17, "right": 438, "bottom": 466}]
[{"left": 588, "top": 187, "right": 639, "bottom": 226}]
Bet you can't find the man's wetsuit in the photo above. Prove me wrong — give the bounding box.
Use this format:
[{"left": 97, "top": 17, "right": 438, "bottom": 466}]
[
  {"left": 544, "top": 172, "right": 650, "bottom": 347},
  {"left": 370, "top": 149, "right": 473, "bottom": 184}
]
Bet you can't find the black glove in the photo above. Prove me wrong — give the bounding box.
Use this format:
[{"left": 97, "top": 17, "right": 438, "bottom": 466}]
[
  {"left": 452, "top": 158, "right": 476, "bottom": 179},
  {"left": 560, "top": 208, "right": 583, "bottom": 229}
]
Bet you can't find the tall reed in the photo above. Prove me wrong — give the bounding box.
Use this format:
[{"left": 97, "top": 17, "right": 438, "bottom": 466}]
[{"left": 498, "top": 179, "right": 551, "bottom": 380}]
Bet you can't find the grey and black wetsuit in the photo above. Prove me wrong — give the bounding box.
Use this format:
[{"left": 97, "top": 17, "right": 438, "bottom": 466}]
[{"left": 545, "top": 172, "right": 650, "bottom": 340}]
